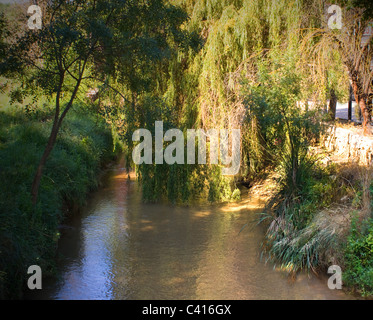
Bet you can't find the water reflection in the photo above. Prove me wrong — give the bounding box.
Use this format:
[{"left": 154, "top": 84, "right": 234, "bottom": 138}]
[{"left": 28, "top": 164, "right": 352, "bottom": 300}]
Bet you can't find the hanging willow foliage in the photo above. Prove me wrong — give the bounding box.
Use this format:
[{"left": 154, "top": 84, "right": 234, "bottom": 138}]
[{"left": 106, "top": 0, "right": 350, "bottom": 203}]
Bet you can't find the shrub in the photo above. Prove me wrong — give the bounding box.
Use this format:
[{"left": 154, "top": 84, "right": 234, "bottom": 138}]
[{"left": 343, "top": 218, "right": 373, "bottom": 297}]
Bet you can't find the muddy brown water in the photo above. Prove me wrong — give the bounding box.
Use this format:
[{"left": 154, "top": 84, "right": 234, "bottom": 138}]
[{"left": 26, "top": 163, "right": 353, "bottom": 300}]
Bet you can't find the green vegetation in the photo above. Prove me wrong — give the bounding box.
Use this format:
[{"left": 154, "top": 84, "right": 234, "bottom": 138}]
[
  {"left": 1, "top": 0, "right": 194, "bottom": 206},
  {"left": 241, "top": 62, "right": 339, "bottom": 273},
  {"left": 0, "top": 0, "right": 372, "bottom": 299},
  {"left": 344, "top": 217, "right": 373, "bottom": 297},
  {"left": 0, "top": 104, "right": 117, "bottom": 298},
  {"left": 261, "top": 156, "right": 372, "bottom": 296},
  {"left": 261, "top": 162, "right": 340, "bottom": 272}
]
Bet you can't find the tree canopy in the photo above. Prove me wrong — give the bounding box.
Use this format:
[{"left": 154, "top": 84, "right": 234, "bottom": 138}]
[{"left": 1, "top": 0, "right": 197, "bottom": 204}]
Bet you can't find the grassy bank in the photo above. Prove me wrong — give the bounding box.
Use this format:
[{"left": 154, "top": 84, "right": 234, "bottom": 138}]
[
  {"left": 256, "top": 156, "right": 373, "bottom": 298},
  {"left": 0, "top": 104, "right": 118, "bottom": 299}
]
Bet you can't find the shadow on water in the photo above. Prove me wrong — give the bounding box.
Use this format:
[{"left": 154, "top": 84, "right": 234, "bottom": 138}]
[{"left": 26, "top": 162, "right": 354, "bottom": 300}]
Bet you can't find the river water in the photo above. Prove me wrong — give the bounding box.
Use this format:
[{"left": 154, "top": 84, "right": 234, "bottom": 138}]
[{"left": 27, "top": 162, "right": 352, "bottom": 300}]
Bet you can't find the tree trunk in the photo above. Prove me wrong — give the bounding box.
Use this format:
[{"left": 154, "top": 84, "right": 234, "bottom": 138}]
[
  {"left": 367, "top": 96, "right": 372, "bottom": 123},
  {"left": 351, "top": 77, "right": 369, "bottom": 133},
  {"left": 348, "top": 85, "right": 352, "bottom": 121},
  {"left": 328, "top": 89, "right": 337, "bottom": 120},
  {"left": 359, "top": 98, "right": 370, "bottom": 134},
  {"left": 31, "top": 75, "right": 82, "bottom": 205},
  {"left": 31, "top": 121, "right": 60, "bottom": 205}
]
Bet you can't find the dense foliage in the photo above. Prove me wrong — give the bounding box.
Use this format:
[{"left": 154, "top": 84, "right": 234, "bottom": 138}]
[
  {"left": 0, "top": 0, "right": 372, "bottom": 298},
  {"left": 0, "top": 105, "right": 117, "bottom": 298},
  {"left": 344, "top": 217, "right": 373, "bottom": 297}
]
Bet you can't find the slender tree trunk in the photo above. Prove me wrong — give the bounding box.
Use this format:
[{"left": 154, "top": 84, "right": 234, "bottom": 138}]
[
  {"left": 31, "top": 71, "right": 63, "bottom": 205},
  {"left": 31, "top": 121, "right": 60, "bottom": 205},
  {"left": 348, "top": 85, "right": 352, "bottom": 121},
  {"left": 31, "top": 75, "right": 82, "bottom": 205},
  {"left": 359, "top": 98, "right": 370, "bottom": 133},
  {"left": 350, "top": 76, "right": 369, "bottom": 133},
  {"left": 328, "top": 89, "right": 337, "bottom": 120}
]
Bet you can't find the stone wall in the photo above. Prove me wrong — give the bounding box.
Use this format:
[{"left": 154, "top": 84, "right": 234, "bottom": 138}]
[{"left": 322, "top": 125, "right": 373, "bottom": 165}]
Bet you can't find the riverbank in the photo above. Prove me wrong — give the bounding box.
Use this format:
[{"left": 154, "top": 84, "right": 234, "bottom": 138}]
[
  {"left": 245, "top": 141, "right": 373, "bottom": 298},
  {"left": 0, "top": 104, "right": 119, "bottom": 299}
]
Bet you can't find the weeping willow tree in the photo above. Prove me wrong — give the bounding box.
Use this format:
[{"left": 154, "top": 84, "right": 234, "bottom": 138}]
[
  {"left": 105, "top": 0, "right": 353, "bottom": 203},
  {"left": 180, "top": 0, "right": 327, "bottom": 179},
  {"left": 89, "top": 1, "right": 209, "bottom": 203}
]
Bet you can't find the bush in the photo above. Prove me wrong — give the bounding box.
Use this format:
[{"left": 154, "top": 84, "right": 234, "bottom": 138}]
[
  {"left": 344, "top": 218, "right": 373, "bottom": 297},
  {"left": 260, "top": 162, "right": 342, "bottom": 273}
]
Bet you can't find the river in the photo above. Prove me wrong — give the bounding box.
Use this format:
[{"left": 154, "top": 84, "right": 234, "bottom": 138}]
[{"left": 26, "top": 161, "right": 352, "bottom": 300}]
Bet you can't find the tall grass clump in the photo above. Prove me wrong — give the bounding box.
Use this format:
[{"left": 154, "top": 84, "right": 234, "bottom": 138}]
[
  {"left": 0, "top": 104, "right": 117, "bottom": 298},
  {"left": 258, "top": 149, "right": 372, "bottom": 278}
]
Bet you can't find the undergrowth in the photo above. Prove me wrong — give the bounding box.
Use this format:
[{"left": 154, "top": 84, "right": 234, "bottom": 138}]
[{"left": 0, "top": 104, "right": 117, "bottom": 298}]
